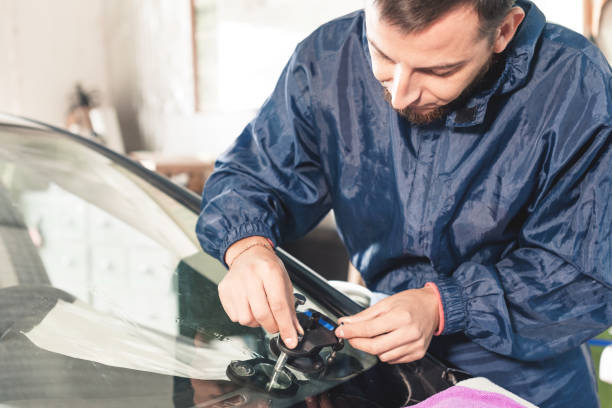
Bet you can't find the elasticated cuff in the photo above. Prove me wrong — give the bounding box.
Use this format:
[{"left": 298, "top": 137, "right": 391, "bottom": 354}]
[
  {"left": 219, "top": 220, "right": 277, "bottom": 268},
  {"left": 434, "top": 276, "right": 467, "bottom": 335}
]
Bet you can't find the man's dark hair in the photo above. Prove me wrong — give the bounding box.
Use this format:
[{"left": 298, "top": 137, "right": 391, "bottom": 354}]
[{"left": 372, "top": 0, "right": 515, "bottom": 40}]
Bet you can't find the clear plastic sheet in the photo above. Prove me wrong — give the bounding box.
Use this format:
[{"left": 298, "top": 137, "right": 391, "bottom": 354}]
[{"left": 23, "top": 299, "right": 254, "bottom": 381}]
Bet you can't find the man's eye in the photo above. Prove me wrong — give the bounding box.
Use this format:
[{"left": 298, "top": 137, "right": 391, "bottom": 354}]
[
  {"left": 425, "top": 70, "right": 455, "bottom": 77},
  {"left": 370, "top": 48, "right": 393, "bottom": 63},
  {"left": 374, "top": 53, "right": 393, "bottom": 64},
  {"left": 426, "top": 69, "right": 456, "bottom": 77}
]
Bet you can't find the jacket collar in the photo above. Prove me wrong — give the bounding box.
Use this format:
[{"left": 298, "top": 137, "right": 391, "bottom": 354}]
[{"left": 446, "top": 0, "right": 546, "bottom": 128}]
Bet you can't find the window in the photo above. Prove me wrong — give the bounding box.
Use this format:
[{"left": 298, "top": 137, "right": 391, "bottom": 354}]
[{"left": 192, "top": 0, "right": 364, "bottom": 113}]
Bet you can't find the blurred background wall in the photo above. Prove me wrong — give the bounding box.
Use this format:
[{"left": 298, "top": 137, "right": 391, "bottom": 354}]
[
  {"left": 0, "top": 0, "right": 597, "bottom": 158},
  {"left": 0, "top": 0, "right": 110, "bottom": 138}
]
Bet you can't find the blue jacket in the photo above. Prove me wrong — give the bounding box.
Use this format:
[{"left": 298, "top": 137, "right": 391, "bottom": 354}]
[{"left": 197, "top": 2, "right": 612, "bottom": 406}]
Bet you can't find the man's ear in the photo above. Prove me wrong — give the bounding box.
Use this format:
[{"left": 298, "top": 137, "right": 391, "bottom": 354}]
[{"left": 492, "top": 7, "right": 526, "bottom": 54}]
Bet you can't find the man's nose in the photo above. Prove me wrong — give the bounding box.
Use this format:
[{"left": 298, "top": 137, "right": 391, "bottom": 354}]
[{"left": 390, "top": 64, "right": 421, "bottom": 110}]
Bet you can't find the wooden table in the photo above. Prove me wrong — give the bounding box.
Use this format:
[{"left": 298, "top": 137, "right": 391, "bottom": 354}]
[{"left": 129, "top": 151, "right": 214, "bottom": 195}]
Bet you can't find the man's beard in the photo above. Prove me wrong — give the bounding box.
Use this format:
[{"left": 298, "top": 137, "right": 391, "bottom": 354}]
[
  {"left": 383, "top": 90, "right": 449, "bottom": 124},
  {"left": 383, "top": 53, "right": 500, "bottom": 125}
]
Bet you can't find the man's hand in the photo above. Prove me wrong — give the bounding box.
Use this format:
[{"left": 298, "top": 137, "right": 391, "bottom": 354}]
[
  {"left": 219, "top": 236, "right": 303, "bottom": 348},
  {"left": 335, "top": 287, "right": 439, "bottom": 364}
]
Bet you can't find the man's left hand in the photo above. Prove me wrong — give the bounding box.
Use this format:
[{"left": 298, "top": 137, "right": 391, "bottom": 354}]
[{"left": 335, "top": 287, "right": 439, "bottom": 364}]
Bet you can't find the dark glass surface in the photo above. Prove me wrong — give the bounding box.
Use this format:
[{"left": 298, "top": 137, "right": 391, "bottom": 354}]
[{"left": 0, "top": 117, "right": 463, "bottom": 407}]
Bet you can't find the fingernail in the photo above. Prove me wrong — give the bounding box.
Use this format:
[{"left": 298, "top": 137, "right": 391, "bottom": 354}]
[
  {"left": 336, "top": 327, "right": 344, "bottom": 338},
  {"left": 285, "top": 338, "right": 296, "bottom": 348}
]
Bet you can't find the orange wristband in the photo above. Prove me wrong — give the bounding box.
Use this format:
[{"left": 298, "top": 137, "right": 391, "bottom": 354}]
[{"left": 425, "top": 282, "right": 445, "bottom": 336}]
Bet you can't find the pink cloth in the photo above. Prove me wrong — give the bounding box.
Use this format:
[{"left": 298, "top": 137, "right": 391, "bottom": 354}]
[{"left": 411, "top": 386, "right": 527, "bottom": 408}]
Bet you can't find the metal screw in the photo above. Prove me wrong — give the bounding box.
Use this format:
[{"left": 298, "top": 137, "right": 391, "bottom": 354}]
[{"left": 294, "top": 293, "right": 306, "bottom": 310}]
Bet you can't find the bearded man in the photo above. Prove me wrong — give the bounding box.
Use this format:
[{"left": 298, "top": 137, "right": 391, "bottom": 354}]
[{"left": 197, "top": 1, "right": 612, "bottom": 406}]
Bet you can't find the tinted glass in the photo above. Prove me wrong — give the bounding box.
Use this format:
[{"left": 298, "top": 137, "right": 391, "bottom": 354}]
[{"left": 0, "top": 125, "right": 376, "bottom": 407}]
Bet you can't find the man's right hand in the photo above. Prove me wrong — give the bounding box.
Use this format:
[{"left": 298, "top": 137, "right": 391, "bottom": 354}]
[{"left": 219, "top": 236, "right": 303, "bottom": 349}]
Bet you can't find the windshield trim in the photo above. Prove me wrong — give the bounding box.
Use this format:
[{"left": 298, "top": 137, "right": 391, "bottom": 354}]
[{"left": 0, "top": 113, "right": 202, "bottom": 212}]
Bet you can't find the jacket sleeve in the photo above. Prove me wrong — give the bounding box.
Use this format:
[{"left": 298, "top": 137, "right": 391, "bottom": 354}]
[
  {"left": 435, "top": 124, "right": 612, "bottom": 361},
  {"left": 196, "top": 45, "right": 331, "bottom": 265}
]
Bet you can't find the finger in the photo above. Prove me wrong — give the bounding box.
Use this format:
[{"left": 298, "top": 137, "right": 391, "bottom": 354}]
[
  {"left": 263, "top": 277, "right": 298, "bottom": 349},
  {"left": 336, "top": 315, "right": 394, "bottom": 339},
  {"left": 379, "top": 335, "right": 428, "bottom": 364},
  {"left": 293, "top": 313, "right": 304, "bottom": 336},
  {"left": 346, "top": 329, "right": 408, "bottom": 356},
  {"left": 234, "top": 286, "right": 258, "bottom": 327},
  {"left": 247, "top": 280, "right": 279, "bottom": 333},
  {"left": 387, "top": 350, "right": 427, "bottom": 364},
  {"left": 337, "top": 301, "right": 385, "bottom": 325},
  {"left": 218, "top": 280, "right": 237, "bottom": 322},
  {"left": 378, "top": 344, "right": 416, "bottom": 363}
]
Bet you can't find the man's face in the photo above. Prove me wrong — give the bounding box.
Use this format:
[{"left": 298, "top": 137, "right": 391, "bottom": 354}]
[{"left": 365, "top": 2, "right": 497, "bottom": 124}]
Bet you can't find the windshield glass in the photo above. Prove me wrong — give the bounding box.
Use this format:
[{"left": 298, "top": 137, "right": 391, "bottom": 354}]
[{"left": 0, "top": 124, "right": 376, "bottom": 407}]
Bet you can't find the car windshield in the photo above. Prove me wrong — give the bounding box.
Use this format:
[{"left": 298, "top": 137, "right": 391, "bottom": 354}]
[{"left": 0, "top": 123, "right": 376, "bottom": 407}]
